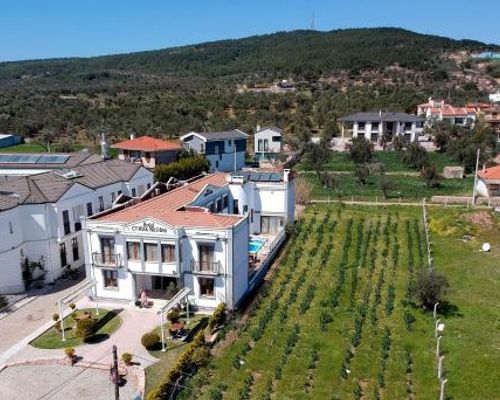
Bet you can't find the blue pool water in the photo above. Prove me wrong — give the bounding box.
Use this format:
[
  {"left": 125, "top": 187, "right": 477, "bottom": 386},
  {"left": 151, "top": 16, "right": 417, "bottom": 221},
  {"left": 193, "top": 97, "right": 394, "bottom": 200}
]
[{"left": 249, "top": 238, "right": 266, "bottom": 253}]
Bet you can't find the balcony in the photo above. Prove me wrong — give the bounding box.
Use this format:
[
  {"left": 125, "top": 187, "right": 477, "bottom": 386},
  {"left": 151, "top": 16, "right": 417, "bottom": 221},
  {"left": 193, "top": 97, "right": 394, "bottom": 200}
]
[
  {"left": 191, "top": 260, "right": 221, "bottom": 275},
  {"left": 92, "top": 252, "right": 121, "bottom": 268}
]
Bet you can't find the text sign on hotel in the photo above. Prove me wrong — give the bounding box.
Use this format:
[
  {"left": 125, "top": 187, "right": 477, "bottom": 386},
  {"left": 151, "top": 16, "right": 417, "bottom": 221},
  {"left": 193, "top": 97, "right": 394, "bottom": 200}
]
[{"left": 127, "top": 220, "right": 170, "bottom": 234}]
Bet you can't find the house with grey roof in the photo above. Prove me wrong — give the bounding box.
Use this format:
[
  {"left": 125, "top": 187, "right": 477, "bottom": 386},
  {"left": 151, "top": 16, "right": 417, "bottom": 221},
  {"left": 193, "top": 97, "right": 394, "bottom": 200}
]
[
  {"left": 0, "top": 158, "right": 153, "bottom": 295},
  {"left": 180, "top": 130, "right": 248, "bottom": 172},
  {"left": 339, "top": 112, "right": 424, "bottom": 143},
  {"left": 254, "top": 126, "right": 283, "bottom": 161}
]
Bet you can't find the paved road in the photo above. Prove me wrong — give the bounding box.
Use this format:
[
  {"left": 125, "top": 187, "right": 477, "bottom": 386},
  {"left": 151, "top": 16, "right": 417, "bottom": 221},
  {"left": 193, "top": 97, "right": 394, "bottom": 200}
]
[
  {"left": 0, "top": 277, "right": 86, "bottom": 356},
  {"left": 0, "top": 364, "right": 137, "bottom": 400}
]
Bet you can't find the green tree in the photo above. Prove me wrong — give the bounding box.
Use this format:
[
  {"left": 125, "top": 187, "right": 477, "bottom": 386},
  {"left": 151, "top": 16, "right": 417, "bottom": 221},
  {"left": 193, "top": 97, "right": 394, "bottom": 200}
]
[
  {"left": 420, "top": 164, "right": 440, "bottom": 188},
  {"left": 354, "top": 164, "right": 370, "bottom": 185},
  {"left": 348, "top": 137, "right": 374, "bottom": 164},
  {"left": 410, "top": 269, "right": 450, "bottom": 310}
]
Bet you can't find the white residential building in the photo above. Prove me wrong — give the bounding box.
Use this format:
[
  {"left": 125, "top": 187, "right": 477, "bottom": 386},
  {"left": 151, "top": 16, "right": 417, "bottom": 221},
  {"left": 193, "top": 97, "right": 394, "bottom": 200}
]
[
  {"left": 254, "top": 127, "right": 282, "bottom": 161},
  {"left": 339, "top": 112, "right": 424, "bottom": 143},
  {"left": 83, "top": 169, "right": 295, "bottom": 310},
  {"left": 0, "top": 159, "right": 153, "bottom": 294},
  {"left": 417, "top": 99, "right": 476, "bottom": 128},
  {"left": 180, "top": 130, "right": 248, "bottom": 172}
]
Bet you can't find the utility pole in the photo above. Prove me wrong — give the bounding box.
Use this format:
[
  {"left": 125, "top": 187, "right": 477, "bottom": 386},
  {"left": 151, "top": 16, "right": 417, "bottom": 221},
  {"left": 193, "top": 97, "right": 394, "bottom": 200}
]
[
  {"left": 112, "top": 345, "right": 120, "bottom": 400},
  {"left": 472, "top": 148, "right": 480, "bottom": 205}
]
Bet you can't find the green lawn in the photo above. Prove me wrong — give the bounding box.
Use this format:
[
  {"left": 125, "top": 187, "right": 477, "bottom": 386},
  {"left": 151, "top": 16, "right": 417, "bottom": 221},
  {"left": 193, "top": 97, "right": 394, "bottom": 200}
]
[
  {"left": 30, "top": 308, "right": 122, "bottom": 349},
  {"left": 298, "top": 151, "right": 458, "bottom": 173},
  {"left": 145, "top": 314, "right": 208, "bottom": 395},
  {"left": 307, "top": 173, "right": 473, "bottom": 200}
]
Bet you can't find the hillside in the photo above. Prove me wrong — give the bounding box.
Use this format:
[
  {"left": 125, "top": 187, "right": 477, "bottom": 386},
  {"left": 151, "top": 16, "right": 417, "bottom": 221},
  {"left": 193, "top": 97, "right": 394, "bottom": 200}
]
[
  {"left": 0, "top": 28, "right": 489, "bottom": 84},
  {"left": 0, "top": 28, "right": 497, "bottom": 144}
]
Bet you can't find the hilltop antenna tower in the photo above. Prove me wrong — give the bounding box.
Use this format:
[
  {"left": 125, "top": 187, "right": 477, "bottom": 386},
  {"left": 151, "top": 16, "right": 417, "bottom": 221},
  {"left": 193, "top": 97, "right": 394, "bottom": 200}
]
[{"left": 310, "top": 11, "right": 316, "bottom": 30}]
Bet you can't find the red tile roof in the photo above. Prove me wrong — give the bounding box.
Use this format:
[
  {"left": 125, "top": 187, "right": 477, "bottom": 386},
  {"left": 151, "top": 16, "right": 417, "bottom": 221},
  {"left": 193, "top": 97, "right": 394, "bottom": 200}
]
[
  {"left": 441, "top": 107, "right": 475, "bottom": 117},
  {"left": 477, "top": 165, "right": 500, "bottom": 180},
  {"left": 112, "top": 136, "right": 182, "bottom": 151},
  {"left": 97, "top": 173, "right": 243, "bottom": 228}
]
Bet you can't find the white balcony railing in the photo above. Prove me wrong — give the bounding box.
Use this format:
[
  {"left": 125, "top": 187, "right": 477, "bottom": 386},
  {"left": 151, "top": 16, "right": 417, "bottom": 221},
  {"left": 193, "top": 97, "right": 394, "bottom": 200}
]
[
  {"left": 191, "top": 260, "right": 221, "bottom": 275},
  {"left": 92, "top": 252, "right": 121, "bottom": 268}
]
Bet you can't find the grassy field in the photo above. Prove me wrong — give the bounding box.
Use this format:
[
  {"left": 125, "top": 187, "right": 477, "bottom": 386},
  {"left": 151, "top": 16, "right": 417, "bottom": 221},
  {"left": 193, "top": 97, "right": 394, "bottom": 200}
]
[
  {"left": 298, "top": 151, "right": 458, "bottom": 173},
  {"left": 176, "top": 205, "right": 500, "bottom": 400},
  {"left": 307, "top": 173, "right": 473, "bottom": 200},
  {"left": 30, "top": 308, "right": 122, "bottom": 349}
]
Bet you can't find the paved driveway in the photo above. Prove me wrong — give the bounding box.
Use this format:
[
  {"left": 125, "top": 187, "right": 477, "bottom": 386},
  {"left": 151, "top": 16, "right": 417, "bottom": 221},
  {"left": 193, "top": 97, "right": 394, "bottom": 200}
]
[{"left": 0, "top": 364, "right": 137, "bottom": 400}]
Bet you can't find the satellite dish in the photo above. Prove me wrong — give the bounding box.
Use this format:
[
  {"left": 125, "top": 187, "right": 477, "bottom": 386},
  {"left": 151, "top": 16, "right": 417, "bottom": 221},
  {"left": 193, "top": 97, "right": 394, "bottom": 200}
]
[{"left": 482, "top": 243, "right": 491, "bottom": 252}]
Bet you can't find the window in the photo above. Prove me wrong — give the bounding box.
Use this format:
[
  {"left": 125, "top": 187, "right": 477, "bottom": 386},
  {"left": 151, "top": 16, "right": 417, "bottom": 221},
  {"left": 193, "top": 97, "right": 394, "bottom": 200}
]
[
  {"left": 127, "top": 242, "right": 140, "bottom": 261},
  {"left": 233, "top": 199, "right": 239, "bottom": 214},
  {"left": 147, "top": 183, "right": 151, "bottom": 190},
  {"left": 371, "top": 122, "right": 379, "bottom": 130},
  {"left": 200, "top": 143, "right": 205, "bottom": 154},
  {"left": 263, "top": 139, "right": 269, "bottom": 152},
  {"left": 215, "top": 161, "right": 219, "bottom": 169},
  {"left": 223, "top": 195, "right": 228, "bottom": 210},
  {"left": 257, "top": 139, "right": 264, "bottom": 152},
  {"left": 216, "top": 197, "right": 223, "bottom": 212},
  {"left": 111, "top": 192, "right": 116, "bottom": 203},
  {"left": 358, "top": 122, "right": 366, "bottom": 130},
  {"left": 272, "top": 136, "right": 281, "bottom": 142},
  {"left": 118, "top": 190, "right": 122, "bottom": 196},
  {"left": 72, "top": 238, "right": 79, "bottom": 261},
  {"left": 103, "top": 270, "right": 118, "bottom": 289},
  {"left": 144, "top": 243, "right": 158, "bottom": 262},
  {"left": 62, "top": 210, "right": 70, "bottom": 235},
  {"left": 86, "top": 202, "right": 93, "bottom": 217},
  {"left": 199, "top": 244, "right": 215, "bottom": 271},
  {"left": 9, "top": 221, "right": 13, "bottom": 234},
  {"left": 145, "top": 152, "right": 151, "bottom": 162},
  {"left": 100, "top": 237, "right": 114, "bottom": 264},
  {"left": 250, "top": 209, "right": 254, "bottom": 223},
  {"left": 243, "top": 205, "right": 248, "bottom": 213},
  {"left": 199, "top": 277, "right": 215, "bottom": 297},
  {"left": 261, "top": 216, "right": 284, "bottom": 234},
  {"left": 131, "top": 188, "right": 136, "bottom": 197},
  {"left": 98, "top": 196, "right": 104, "bottom": 212},
  {"left": 161, "top": 244, "right": 175, "bottom": 263},
  {"left": 60, "top": 243, "right": 67, "bottom": 267}
]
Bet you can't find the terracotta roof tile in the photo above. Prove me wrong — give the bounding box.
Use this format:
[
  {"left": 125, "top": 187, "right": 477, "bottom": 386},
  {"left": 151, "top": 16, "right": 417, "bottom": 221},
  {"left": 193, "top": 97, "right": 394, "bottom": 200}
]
[
  {"left": 478, "top": 165, "right": 500, "bottom": 180},
  {"left": 97, "top": 173, "right": 243, "bottom": 228},
  {"left": 112, "top": 136, "right": 182, "bottom": 151}
]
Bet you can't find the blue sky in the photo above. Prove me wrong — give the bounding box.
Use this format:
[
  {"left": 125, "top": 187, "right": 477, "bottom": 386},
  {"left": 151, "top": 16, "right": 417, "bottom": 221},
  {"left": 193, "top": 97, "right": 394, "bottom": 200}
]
[{"left": 1, "top": 0, "right": 499, "bottom": 62}]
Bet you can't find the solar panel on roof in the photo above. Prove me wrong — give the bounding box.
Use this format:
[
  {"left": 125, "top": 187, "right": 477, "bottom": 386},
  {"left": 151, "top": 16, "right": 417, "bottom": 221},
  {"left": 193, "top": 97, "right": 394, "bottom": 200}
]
[
  {"left": 258, "top": 173, "right": 271, "bottom": 181},
  {"left": 269, "top": 173, "right": 281, "bottom": 182},
  {"left": 37, "top": 155, "right": 70, "bottom": 164},
  {"left": 0, "top": 154, "right": 41, "bottom": 164},
  {"left": 249, "top": 172, "right": 260, "bottom": 181}
]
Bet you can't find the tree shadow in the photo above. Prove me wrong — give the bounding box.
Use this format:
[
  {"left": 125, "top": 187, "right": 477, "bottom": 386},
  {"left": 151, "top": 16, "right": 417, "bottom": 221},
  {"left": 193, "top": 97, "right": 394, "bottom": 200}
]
[{"left": 438, "top": 301, "right": 463, "bottom": 318}]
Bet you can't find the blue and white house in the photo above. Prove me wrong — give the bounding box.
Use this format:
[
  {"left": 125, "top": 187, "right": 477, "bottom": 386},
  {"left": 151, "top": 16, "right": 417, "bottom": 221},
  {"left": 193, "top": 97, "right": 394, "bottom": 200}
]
[{"left": 180, "top": 130, "right": 248, "bottom": 172}]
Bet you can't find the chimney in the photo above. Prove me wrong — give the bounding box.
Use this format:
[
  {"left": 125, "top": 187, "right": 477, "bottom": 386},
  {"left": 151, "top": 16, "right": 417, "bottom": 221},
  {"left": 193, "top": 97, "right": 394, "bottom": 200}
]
[
  {"left": 256, "top": 124, "right": 261, "bottom": 133},
  {"left": 100, "top": 132, "right": 110, "bottom": 160},
  {"left": 379, "top": 110, "right": 382, "bottom": 117},
  {"left": 130, "top": 133, "right": 136, "bottom": 140}
]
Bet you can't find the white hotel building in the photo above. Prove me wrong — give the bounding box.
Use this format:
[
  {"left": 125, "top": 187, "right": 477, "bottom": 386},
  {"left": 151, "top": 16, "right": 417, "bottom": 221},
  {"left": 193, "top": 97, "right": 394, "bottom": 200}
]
[
  {"left": 0, "top": 157, "right": 153, "bottom": 294},
  {"left": 84, "top": 170, "right": 295, "bottom": 310}
]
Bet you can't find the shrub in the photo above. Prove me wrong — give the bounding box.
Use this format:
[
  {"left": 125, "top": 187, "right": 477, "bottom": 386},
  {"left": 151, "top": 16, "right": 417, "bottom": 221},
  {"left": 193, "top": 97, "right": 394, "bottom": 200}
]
[
  {"left": 167, "top": 309, "right": 180, "bottom": 322},
  {"left": 121, "top": 353, "right": 133, "bottom": 365},
  {"left": 64, "top": 347, "right": 75, "bottom": 358},
  {"left": 155, "top": 155, "right": 209, "bottom": 182},
  {"left": 52, "top": 313, "right": 59, "bottom": 322},
  {"left": 69, "top": 303, "right": 76, "bottom": 310},
  {"left": 141, "top": 332, "right": 161, "bottom": 350},
  {"left": 348, "top": 136, "right": 374, "bottom": 164},
  {"left": 209, "top": 302, "right": 227, "bottom": 331},
  {"left": 75, "top": 318, "right": 96, "bottom": 340},
  {"left": 409, "top": 268, "right": 450, "bottom": 310}
]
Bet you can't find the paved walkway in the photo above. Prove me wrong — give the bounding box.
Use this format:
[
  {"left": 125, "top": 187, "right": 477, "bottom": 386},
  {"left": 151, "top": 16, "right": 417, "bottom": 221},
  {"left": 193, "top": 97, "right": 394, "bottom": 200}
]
[
  {"left": 0, "top": 363, "right": 138, "bottom": 400},
  {"left": 0, "top": 277, "right": 86, "bottom": 357},
  {"left": 3, "top": 298, "right": 160, "bottom": 368}
]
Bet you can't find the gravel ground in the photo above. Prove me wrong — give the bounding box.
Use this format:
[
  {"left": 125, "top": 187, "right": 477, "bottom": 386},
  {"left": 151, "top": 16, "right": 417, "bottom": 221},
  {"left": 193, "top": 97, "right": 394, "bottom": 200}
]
[{"left": 0, "top": 364, "right": 138, "bottom": 400}]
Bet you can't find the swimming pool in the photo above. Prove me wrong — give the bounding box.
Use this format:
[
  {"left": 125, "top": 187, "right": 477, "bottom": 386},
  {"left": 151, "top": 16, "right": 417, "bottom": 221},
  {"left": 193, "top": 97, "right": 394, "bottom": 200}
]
[{"left": 249, "top": 238, "right": 266, "bottom": 253}]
